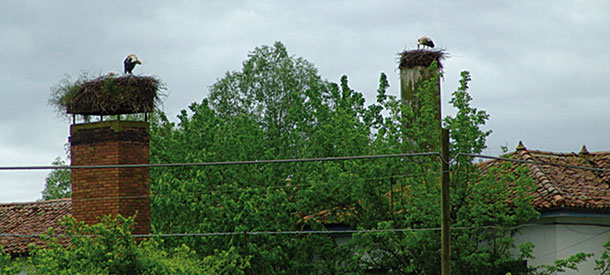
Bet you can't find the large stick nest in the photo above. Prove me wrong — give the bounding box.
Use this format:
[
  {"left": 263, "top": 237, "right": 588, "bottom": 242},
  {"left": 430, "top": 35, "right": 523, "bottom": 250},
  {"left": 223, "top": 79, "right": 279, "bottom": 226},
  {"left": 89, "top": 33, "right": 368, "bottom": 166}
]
[
  {"left": 58, "top": 75, "right": 162, "bottom": 115},
  {"left": 399, "top": 49, "right": 446, "bottom": 70}
]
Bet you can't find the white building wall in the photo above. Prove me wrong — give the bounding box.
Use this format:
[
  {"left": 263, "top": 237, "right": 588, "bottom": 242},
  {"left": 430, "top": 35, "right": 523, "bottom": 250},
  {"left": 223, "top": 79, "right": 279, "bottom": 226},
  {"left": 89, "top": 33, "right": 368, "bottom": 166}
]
[{"left": 512, "top": 216, "right": 610, "bottom": 275}]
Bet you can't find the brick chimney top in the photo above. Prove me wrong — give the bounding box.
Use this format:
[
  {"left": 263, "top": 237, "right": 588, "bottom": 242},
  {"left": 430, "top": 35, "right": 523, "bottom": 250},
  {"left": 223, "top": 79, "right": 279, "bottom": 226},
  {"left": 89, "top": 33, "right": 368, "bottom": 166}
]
[{"left": 70, "top": 120, "right": 150, "bottom": 235}]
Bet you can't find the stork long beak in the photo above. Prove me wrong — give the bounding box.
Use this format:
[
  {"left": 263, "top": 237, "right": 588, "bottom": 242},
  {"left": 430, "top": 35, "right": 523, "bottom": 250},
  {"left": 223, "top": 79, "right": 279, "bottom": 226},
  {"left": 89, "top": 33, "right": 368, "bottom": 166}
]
[{"left": 136, "top": 59, "right": 142, "bottom": 64}]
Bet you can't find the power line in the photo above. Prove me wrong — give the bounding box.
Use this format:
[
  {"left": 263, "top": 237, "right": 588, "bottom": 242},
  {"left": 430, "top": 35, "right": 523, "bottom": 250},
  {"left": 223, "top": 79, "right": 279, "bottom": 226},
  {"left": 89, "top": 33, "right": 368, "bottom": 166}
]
[
  {"left": 534, "top": 228, "right": 610, "bottom": 261},
  {"left": 0, "top": 224, "right": 539, "bottom": 239},
  {"left": 7, "top": 222, "right": 606, "bottom": 239},
  {"left": 7, "top": 152, "right": 609, "bottom": 215},
  {"left": 4, "top": 222, "right": 608, "bottom": 239},
  {"left": 0, "top": 152, "right": 440, "bottom": 171},
  {"left": 7, "top": 151, "right": 607, "bottom": 173},
  {"left": 19, "top": 171, "right": 433, "bottom": 204},
  {"left": 7, "top": 153, "right": 610, "bottom": 240}
]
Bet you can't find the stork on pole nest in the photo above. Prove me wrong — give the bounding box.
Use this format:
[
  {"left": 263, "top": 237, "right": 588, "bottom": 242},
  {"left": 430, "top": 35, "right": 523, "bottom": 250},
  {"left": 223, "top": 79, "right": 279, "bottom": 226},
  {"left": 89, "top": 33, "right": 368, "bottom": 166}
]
[{"left": 417, "top": 36, "right": 435, "bottom": 49}]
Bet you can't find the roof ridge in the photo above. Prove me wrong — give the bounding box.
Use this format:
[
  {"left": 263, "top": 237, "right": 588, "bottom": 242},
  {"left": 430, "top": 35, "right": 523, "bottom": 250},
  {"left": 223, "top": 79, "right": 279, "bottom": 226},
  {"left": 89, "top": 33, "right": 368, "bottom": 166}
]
[
  {"left": 520, "top": 147, "right": 610, "bottom": 156},
  {"left": 527, "top": 150, "right": 577, "bottom": 156},
  {"left": 517, "top": 150, "right": 565, "bottom": 205},
  {"left": 0, "top": 198, "right": 71, "bottom": 207},
  {"left": 588, "top": 151, "right": 610, "bottom": 155}
]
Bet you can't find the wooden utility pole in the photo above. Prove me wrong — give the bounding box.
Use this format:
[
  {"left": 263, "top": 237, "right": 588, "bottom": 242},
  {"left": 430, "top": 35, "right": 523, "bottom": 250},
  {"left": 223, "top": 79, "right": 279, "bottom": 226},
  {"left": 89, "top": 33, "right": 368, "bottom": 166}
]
[{"left": 440, "top": 128, "right": 450, "bottom": 275}]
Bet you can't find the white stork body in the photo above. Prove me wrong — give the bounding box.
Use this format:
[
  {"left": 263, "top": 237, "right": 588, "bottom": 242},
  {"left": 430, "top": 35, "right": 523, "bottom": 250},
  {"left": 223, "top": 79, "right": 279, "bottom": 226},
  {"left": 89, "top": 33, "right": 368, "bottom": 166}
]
[
  {"left": 124, "top": 54, "right": 142, "bottom": 74},
  {"left": 417, "top": 36, "right": 435, "bottom": 49}
]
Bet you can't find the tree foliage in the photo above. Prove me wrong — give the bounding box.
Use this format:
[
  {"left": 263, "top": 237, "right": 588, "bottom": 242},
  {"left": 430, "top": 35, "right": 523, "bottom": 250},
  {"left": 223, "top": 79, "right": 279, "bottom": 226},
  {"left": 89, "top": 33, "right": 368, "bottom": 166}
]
[
  {"left": 595, "top": 236, "right": 610, "bottom": 274},
  {"left": 147, "top": 42, "right": 538, "bottom": 273},
  {"left": 21, "top": 215, "right": 210, "bottom": 274},
  {"left": 41, "top": 157, "right": 71, "bottom": 200},
  {"left": 30, "top": 41, "right": 555, "bottom": 273},
  {"left": 0, "top": 247, "right": 24, "bottom": 274}
]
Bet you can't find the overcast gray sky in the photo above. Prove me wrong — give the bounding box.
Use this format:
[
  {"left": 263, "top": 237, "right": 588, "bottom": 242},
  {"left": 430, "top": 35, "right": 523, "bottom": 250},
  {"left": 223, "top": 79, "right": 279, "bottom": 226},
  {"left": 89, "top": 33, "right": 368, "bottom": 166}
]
[{"left": 1, "top": 1, "right": 609, "bottom": 203}]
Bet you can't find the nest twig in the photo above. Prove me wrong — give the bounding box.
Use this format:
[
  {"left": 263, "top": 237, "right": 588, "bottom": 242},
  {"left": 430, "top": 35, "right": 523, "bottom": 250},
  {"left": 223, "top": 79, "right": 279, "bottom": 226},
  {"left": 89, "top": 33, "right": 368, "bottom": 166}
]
[
  {"left": 399, "top": 49, "right": 446, "bottom": 70},
  {"left": 63, "top": 74, "right": 162, "bottom": 115}
]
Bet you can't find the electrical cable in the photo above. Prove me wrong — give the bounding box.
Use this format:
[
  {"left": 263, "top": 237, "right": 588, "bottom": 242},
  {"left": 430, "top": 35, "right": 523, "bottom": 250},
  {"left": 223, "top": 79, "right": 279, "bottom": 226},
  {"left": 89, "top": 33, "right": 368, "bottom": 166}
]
[
  {"left": 5, "top": 151, "right": 610, "bottom": 260},
  {"left": 0, "top": 224, "right": 539, "bottom": 238},
  {"left": 4, "top": 171, "right": 433, "bottom": 204},
  {"left": 0, "top": 152, "right": 440, "bottom": 171}
]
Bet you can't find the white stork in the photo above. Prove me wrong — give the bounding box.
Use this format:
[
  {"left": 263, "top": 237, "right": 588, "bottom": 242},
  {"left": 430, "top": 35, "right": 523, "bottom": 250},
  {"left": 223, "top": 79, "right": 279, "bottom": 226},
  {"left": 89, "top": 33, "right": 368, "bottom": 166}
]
[
  {"left": 417, "top": 36, "right": 435, "bottom": 49},
  {"left": 123, "top": 54, "right": 142, "bottom": 74}
]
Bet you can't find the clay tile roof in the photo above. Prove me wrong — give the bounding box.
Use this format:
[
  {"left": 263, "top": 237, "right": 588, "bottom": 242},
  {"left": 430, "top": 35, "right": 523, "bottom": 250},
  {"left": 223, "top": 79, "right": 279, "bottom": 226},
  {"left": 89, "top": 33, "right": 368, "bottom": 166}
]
[
  {"left": 0, "top": 198, "right": 71, "bottom": 255},
  {"left": 302, "top": 206, "right": 357, "bottom": 225},
  {"left": 478, "top": 148, "right": 610, "bottom": 211}
]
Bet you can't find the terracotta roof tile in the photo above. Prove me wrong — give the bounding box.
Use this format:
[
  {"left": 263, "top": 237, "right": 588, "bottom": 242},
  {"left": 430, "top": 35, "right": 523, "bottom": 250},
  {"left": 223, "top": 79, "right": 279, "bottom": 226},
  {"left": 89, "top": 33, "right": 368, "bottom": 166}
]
[
  {"left": 0, "top": 198, "right": 71, "bottom": 255},
  {"left": 302, "top": 206, "right": 357, "bottom": 224},
  {"left": 479, "top": 149, "right": 610, "bottom": 211}
]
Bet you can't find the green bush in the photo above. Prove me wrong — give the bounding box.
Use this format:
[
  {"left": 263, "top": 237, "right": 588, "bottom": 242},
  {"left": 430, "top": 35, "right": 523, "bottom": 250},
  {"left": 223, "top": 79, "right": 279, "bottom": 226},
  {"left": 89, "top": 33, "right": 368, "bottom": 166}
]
[
  {"left": 25, "top": 215, "right": 213, "bottom": 274},
  {"left": 0, "top": 247, "right": 25, "bottom": 274}
]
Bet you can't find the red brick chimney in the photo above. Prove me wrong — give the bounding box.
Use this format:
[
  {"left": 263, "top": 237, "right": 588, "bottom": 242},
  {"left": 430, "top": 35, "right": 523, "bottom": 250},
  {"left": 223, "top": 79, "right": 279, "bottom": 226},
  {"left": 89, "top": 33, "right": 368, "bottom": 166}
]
[{"left": 69, "top": 120, "right": 150, "bottom": 235}]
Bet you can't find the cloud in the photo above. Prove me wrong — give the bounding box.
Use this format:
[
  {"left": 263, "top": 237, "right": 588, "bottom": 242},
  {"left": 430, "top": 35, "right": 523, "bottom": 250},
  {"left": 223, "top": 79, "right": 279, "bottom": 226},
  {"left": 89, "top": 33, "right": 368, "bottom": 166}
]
[{"left": 1, "top": 0, "right": 609, "bottom": 202}]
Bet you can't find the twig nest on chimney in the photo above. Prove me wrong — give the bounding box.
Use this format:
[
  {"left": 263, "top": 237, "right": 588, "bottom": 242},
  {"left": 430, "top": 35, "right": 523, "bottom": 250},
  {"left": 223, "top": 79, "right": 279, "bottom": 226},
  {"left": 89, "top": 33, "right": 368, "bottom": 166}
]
[
  {"left": 399, "top": 49, "right": 446, "bottom": 70},
  {"left": 52, "top": 74, "right": 163, "bottom": 116}
]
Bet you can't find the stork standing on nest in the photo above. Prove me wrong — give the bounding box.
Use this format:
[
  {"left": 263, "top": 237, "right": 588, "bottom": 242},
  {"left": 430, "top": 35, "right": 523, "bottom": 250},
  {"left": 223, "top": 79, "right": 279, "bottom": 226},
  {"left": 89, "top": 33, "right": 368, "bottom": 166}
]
[
  {"left": 124, "top": 54, "right": 142, "bottom": 74},
  {"left": 417, "top": 36, "right": 435, "bottom": 49}
]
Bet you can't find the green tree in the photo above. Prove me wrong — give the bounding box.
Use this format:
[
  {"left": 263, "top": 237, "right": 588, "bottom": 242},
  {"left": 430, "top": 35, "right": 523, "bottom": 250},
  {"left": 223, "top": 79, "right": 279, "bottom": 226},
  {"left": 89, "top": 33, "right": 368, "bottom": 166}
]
[
  {"left": 442, "top": 71, "right": 537, "bottom": 274},
  {"left": 150, "top": 42, "right": 539, "bottom": 274},
  {"left": 0, "top": 247, "right": 24, "bottom": 274},
  {"left": 41, "top": 157, "right": 71, "bottom": 200},
  {"left": 150, "top": 42, "right": 411, "bottom": 273},
  {"left": 34, "top": 42, "right": 589, "bottom": 273},
  {"left": 150, "top": 42, "right": 329, "bottom": 273},
  {"left": 594, "top": 235, "right": 610, "bottom": 274},
  {"left": 26, "top": 215, "right": 210, "bottom": 274}
]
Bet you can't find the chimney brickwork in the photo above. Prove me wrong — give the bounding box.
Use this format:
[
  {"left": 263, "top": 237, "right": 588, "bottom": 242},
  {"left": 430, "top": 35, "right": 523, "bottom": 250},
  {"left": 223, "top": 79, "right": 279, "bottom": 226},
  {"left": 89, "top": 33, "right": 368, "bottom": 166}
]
[{"left": 70, "top": 120, "right": 150, "bottom": 235}]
